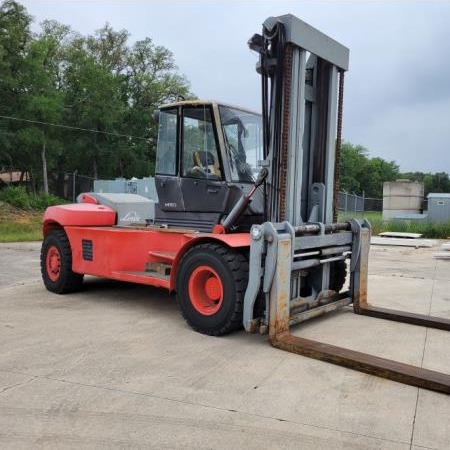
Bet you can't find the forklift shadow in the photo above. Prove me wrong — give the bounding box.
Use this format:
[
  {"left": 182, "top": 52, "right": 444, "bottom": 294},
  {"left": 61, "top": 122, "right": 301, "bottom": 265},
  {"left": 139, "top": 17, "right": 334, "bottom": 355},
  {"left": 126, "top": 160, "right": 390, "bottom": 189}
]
[{"left": 78, "top": 276, "right": 178, "bottom": 314}]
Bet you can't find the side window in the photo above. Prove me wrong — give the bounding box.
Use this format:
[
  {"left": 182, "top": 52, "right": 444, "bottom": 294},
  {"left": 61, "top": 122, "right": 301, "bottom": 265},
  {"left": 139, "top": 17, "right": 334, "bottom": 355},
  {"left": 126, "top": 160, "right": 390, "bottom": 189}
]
[
  {"left": 182, "top": 107, "right": 221, "bottom": 180},
  {"left": 155, "top": 109, "right": 177, "bottom": 175}
]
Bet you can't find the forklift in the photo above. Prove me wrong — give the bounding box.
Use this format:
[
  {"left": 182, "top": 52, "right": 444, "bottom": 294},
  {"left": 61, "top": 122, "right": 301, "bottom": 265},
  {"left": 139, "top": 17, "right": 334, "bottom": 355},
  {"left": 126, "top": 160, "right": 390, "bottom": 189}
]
[{"left": 41, "top": 14, "right": 450, "bottom": 394}]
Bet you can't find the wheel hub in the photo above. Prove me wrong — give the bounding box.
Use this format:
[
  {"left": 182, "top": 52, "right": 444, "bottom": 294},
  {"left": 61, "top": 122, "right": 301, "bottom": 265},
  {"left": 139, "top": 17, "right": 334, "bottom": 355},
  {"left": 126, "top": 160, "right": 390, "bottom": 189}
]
[
  {"left": 188, "top": 266, "right": 224, "bottom": 315},
  {"left": 46, "top": 245, "right": 61, "bottom": 282}
]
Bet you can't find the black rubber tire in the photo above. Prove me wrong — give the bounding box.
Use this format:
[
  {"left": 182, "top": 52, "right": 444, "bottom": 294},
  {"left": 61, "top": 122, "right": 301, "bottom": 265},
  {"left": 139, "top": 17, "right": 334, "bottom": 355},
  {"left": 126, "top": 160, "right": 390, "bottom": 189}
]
[
  {"left": 329, "top": 260, "right": 347, "bottom": 293},
  {"left": 176, "top": 243, "right": 249, "bottom": 336},
  {"left": 41, "top": 229, "right": 84, "bottom": 294}
]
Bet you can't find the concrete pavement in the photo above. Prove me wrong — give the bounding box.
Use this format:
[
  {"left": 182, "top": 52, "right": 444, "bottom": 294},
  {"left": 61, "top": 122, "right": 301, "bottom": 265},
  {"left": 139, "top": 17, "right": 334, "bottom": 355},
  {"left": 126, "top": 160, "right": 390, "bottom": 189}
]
[{"left": 0, "top": 241, "right": 449, "bottom": 449}]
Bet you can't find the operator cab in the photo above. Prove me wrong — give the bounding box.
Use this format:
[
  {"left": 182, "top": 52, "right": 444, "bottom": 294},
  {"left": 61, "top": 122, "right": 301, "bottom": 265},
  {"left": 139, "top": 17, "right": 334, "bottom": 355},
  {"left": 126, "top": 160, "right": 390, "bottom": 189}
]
[{"left": 154, "top": 101, "right": 265, "bottom": 232}]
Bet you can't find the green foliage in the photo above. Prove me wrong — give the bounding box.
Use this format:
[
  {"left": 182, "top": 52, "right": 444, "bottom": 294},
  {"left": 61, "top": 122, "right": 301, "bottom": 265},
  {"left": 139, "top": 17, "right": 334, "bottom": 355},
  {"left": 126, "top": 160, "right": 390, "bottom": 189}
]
[
  {"left": 400, "top": 171, "right": 450, "bottom": 196},
  {"left": 29, "top": 192, "right": 63, "bottom": 209},
  {"left": 339, "top": 143, "right": 368, "bottom": 194},
  {"left": 0, "top": 185, "right": 29, "bottom": 208},
  {"left": 339, "top": 142, "right": 399, "bottom": 198},
  {"left": 3, "top": 1, "right": 448, "bottom": 203},
  {"left": 0, "top": 185, "right": 64, "bottom": 209},
  {"left": 339, "top": 142, "right": 450, "bottom": 199},
  {"left": 0, "top": 1, "right": 193, "bottom": 197}
]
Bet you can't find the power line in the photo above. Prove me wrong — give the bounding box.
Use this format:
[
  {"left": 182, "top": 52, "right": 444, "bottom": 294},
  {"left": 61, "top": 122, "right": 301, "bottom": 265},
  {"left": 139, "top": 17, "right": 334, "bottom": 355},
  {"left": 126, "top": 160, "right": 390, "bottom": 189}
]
[{"left": 0, "top": 115, "right": 149, "bottom": 141}]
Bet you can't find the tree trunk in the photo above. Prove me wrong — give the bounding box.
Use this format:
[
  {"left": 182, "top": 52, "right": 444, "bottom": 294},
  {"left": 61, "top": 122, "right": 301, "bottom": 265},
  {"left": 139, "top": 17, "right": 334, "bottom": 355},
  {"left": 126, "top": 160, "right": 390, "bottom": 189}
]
[
  {"left": 42, "top": 134, "right": 49, "bottom": 195},
  {"left": 29, "top": 168, "right": 36, "bottom": 195}
]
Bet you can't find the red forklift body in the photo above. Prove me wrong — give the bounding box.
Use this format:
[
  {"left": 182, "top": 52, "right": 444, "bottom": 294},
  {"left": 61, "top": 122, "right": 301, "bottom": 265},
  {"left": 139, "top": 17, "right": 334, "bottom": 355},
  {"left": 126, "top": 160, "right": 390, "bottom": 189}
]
[{"left": 43, "top": 204, "right": 250, "bottom": 291}]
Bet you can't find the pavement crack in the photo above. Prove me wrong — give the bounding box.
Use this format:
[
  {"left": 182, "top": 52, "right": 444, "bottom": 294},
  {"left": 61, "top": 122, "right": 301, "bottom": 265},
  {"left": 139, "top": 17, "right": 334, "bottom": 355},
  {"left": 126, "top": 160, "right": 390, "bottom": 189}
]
[
  {"left": 0, "top": 377, "right": 36, "bottom": 395},
  {"left": 409, "top": 259, "right": 437, "bottom": 450},
  {"left": 0, "top": 279, "right": 41, "bottom": 290},
  {"left": 0, "top": 368, "right": 410, "bottom": 448}
]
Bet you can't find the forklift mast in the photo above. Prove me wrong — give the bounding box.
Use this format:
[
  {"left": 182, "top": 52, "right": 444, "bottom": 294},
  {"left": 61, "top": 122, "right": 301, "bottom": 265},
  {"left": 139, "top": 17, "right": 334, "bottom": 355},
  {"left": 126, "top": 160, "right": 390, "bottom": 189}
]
[
  {"left": 243, "top": 15, "right": 450, "bottom": 394},
  {"left": 242, "top": 13, "right": 356, "bottom": 334},
  {"left": 249, "top": 14, "right": 349, "bottom": 225}
]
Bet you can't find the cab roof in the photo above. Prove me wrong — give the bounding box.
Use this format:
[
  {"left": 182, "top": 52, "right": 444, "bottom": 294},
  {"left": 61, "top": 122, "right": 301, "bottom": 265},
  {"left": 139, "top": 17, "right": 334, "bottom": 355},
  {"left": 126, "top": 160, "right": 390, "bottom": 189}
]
[{"left": 159, "top": 99, "right": 260, "bottom": 116}]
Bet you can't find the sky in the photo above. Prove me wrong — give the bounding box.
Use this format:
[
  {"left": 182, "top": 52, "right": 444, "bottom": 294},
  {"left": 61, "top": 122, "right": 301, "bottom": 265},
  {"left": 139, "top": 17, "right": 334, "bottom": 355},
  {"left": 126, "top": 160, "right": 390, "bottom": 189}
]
[{"left": 20, "top": 1, "right": 450, "bottom": 173}]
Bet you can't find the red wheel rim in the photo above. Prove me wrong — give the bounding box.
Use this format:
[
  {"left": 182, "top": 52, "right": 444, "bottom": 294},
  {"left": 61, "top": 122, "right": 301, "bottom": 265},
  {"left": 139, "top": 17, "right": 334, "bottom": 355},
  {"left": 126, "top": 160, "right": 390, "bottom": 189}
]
[
  {"left": 46, "top": 245, "right": 61, "bottom": 282},
  {"left": 188, "top": 265, "right": 224, "bottom": 315}
]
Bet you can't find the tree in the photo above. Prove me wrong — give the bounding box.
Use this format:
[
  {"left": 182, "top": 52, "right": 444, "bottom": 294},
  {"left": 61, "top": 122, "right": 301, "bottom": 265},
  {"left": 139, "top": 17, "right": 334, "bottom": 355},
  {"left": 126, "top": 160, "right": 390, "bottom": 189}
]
[
  {"left": 62, "top": 42, "right": 125, "bottom": 179},
  {"left": 339, "top": 142, "right": 400, "bottom": 198},
  {"left": 122, "top": 38, "right": 191, "bottom": 175},
  {"left": 0, "top": 1, "right": 193, "bottom": 197},
  {"left": 19, "top": 27, "right": 67, "bottom": 193},
  {"left": 402, "top": 171, "right": 450, "bottom": 196},
  {"left": 362, "top": 157, "right": 399, "bottom": 198},
  {"left": 339, "top": 142, "right": 369, "bottom": 194},
  {"left": 0, "top": 0, "right": 32, "bottom": 175}
]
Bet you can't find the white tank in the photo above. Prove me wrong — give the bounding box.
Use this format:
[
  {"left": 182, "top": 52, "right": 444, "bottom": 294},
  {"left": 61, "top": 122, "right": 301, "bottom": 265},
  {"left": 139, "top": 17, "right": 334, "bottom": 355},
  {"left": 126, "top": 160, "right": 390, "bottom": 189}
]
[{"left": 382, "top": 180, "right": 424, "bottom": 220}]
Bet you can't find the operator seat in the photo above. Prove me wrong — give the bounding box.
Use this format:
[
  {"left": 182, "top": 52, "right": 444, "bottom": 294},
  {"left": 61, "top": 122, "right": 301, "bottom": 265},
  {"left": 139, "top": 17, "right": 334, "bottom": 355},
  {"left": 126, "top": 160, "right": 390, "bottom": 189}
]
[{"left": 191, "top": 151, "right": 221, "bottom": 179}]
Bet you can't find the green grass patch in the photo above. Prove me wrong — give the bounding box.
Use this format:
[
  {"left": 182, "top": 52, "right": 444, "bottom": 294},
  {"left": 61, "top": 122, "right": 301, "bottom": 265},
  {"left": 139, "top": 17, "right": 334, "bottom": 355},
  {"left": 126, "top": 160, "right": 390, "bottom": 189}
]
[
  {"left": 338, "top": 210, "right": 450, "bottom": 239},
  {"left": 0, "top": 187, "right": 67, "bottom": 242},
  {"left": 0, "top": 203, "right": 43, "bottom": 242}
]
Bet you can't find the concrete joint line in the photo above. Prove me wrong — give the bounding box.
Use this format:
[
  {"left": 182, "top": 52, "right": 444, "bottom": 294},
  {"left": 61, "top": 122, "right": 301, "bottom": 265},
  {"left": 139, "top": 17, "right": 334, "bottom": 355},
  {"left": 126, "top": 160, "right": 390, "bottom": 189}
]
[
  {"left": 0, "top": 368, "right": 412, "bottom": 448},
  {"left": 409, "top": 259, "right": 438, "bottom": 449}
]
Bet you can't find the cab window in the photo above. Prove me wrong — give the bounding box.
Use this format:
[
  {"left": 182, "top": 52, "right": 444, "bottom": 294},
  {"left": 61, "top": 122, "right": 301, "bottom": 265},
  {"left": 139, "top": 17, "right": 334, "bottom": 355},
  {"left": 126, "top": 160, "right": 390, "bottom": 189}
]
[
  {"left": 155, "top": 108, "right": 177, "bottom": 175},
  {"left": 182, "top": 107, "right": 221, "bottom": 180}
]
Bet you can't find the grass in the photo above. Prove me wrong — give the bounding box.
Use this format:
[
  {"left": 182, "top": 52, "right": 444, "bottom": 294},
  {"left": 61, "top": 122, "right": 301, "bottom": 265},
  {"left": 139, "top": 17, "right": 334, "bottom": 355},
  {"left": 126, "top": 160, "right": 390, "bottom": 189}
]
[
  {"left": 0, "top": 187, "right": 66, "bottom": 243},
  {"left": 0, "top": 202, "right": 43, "bottom": 243},
  {"left": 2, "top": 197, "right": 450, "bottom": 243},
  {"left": 338, "top": 211, "right": 450, "bottom": 239},
  {"left": 338, "top": 211, "right": 384, "bottom": 234}
]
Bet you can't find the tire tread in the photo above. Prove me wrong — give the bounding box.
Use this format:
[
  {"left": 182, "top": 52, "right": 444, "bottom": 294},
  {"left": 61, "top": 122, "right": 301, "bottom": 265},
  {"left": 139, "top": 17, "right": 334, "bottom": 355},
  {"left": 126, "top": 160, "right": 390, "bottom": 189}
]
[
  {"left": 41, "top": 229, "right": 83, "bottom": 294},
  {"left": 177, "top": 242, "right": 248, "bottom": 336}
]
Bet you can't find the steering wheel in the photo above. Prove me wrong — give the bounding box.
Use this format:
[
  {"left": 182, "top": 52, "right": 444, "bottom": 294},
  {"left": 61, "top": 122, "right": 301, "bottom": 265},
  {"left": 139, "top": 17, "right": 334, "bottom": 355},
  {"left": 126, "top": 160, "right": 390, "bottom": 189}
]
[{"left": 188, "top": 166, "right": 209, "bottom": 178}]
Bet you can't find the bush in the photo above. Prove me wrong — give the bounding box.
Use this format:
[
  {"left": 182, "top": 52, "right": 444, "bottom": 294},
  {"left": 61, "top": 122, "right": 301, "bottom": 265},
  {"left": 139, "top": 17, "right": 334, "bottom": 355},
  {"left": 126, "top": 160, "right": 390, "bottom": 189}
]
[
  {"left": 0, "top": 186, "right": 65, "bottom": 210},
  {"left": 0, "top": 186, "right": 30, "bottom": 209},
  {"left": 29, "top": 193, "right": 64, "bottom": 209}
]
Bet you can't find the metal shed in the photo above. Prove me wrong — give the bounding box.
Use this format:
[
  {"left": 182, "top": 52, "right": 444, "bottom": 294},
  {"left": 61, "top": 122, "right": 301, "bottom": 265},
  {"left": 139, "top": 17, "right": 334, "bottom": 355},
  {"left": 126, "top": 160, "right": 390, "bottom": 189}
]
[{"left": 427, "top": 193, "right": 450, "bottom": 223}]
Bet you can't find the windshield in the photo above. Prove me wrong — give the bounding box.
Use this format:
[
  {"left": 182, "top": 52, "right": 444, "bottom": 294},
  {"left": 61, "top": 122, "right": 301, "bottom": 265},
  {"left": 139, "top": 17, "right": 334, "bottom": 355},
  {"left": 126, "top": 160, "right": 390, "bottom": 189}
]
[{"left": 219, "top": 105, "right": 263, "bottom": 182}]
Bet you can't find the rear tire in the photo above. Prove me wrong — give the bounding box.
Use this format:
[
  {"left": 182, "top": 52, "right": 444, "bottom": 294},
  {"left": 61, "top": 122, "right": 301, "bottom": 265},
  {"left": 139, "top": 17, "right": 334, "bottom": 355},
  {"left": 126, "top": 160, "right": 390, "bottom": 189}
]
[
  {"left": 176, "top": 243, "right": 248, "bottom": 336},
  {"left": 41, "top": 229, "right": 83, "bottom": 294}
]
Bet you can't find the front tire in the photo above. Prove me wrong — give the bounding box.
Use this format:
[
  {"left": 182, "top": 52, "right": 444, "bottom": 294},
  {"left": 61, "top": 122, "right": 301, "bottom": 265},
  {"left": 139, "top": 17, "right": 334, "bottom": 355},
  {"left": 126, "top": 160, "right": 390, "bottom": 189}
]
[
  {"left": 176, "top": 243, "right": 248, "bottom": 336},
  {"left": 41, "top": 230, "right": 83, "bottom": 294}
]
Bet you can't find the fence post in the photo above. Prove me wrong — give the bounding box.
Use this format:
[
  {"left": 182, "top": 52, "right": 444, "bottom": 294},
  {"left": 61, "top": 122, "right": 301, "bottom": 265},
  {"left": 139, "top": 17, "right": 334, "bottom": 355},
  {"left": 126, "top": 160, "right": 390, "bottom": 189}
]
[{"left": 72, "top": 170, "right": 78, "bottom": 202}]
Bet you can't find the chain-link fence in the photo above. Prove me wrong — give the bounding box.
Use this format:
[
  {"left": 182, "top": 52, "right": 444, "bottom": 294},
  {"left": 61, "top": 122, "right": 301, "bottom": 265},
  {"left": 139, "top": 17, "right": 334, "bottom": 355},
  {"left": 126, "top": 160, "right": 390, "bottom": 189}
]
[
  {"left": 39, "top": 171, "right": 95, "bottom": 201},
  {"left": 338, "top": 191, "right": 382, "bottom": 213}
]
